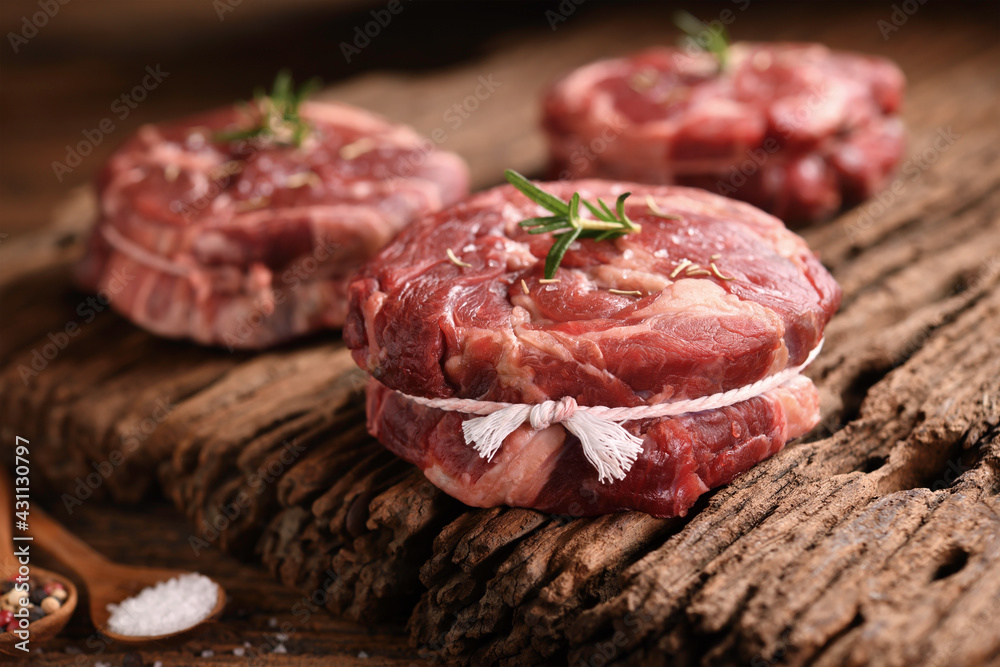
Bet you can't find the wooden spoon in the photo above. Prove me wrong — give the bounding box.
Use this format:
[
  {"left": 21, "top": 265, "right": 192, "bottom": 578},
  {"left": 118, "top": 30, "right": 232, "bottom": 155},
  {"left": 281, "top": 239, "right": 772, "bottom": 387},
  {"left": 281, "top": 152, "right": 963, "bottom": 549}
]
[
  {"left": 27, "top": 503, "right": 226, "bottom": 645},
  {"left": 0, "top": 474, "right": 79, "bottom": 657}
]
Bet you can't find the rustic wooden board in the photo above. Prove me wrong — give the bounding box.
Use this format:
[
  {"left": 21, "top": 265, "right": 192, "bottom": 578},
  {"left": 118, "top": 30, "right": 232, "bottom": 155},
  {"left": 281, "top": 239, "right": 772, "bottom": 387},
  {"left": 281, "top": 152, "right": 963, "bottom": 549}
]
[
  {"left": 15, "top": 499, "right": 418, "bottom": 666},
  {"left": 2, "top": 4, "right": 999, "bottom": 666}
]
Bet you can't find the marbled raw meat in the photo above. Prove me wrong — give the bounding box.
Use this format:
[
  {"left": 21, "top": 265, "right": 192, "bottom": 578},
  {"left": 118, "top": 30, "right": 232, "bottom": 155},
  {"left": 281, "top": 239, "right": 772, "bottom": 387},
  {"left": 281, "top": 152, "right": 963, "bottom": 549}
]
[
  {"left": 76, "top": 100, "right": 469, "bottom": 348},
  {"left": 543, "top": 43, "right": 905, "bottom": 223},
  {"left": 346, "top": 180, "right": 840, "bottom": 517}
]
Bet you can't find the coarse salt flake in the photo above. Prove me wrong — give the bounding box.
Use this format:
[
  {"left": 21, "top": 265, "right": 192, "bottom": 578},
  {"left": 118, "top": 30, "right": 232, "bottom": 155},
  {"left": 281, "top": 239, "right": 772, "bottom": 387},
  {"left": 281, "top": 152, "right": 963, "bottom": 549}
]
[{"left": 106, "top": 573, "right": 219, "bottom": 637}]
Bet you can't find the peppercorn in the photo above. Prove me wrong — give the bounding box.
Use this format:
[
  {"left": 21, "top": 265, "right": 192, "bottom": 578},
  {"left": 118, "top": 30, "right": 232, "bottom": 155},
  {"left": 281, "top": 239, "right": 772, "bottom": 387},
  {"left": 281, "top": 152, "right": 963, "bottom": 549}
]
[
  {"left": 5, "top": 588, "right": 28, "bottom": 607},
  {"left": 29, "top": 587, "right": 47, "bottom": 605},
  {"left": 42, "top": 582, "right": 65, "bottom": 595},
  {"left": 41, "top": 597, "right": 61, "bottom": 614},
  {"left": 0, "top": 609, "right": 12, "bottom": 626},
  {"left": 5, "top": 619, "right": 20, "bottom": 633},
  {"left": 49, "top": 587, "right": 68, "bottom": 602},
  {"left": 27, "top": 605, "right": 46, "bottom": 622}
]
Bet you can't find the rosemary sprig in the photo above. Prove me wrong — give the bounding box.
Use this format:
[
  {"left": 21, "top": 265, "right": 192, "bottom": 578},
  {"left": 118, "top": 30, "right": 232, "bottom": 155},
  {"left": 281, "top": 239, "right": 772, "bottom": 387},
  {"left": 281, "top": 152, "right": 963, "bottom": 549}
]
[
  {"left": 216, "top": 70, "right": 321, "bottom": 148},
  {"left": 504, "top": 169, "right": 641, "bottom": 279},
  {"left": 674, "top": 10, "right": 729, "bottom": 72}
]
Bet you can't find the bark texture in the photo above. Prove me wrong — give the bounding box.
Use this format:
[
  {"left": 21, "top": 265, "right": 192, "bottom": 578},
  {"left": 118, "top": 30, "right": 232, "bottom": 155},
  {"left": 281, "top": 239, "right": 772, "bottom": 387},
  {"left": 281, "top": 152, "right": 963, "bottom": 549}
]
[{"left": 1, "top": 7, "right": 998, "bottom": 666}]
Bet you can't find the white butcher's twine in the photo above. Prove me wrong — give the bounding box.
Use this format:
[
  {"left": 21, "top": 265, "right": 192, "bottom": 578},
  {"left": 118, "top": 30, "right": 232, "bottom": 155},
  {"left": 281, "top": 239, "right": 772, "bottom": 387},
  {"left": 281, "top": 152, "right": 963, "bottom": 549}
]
[
  {"left": 397, "top": 339, "right": 824, "bottom": 484},
  {"left": 101, "top": 226, "right": 192, "bottom": 277}
]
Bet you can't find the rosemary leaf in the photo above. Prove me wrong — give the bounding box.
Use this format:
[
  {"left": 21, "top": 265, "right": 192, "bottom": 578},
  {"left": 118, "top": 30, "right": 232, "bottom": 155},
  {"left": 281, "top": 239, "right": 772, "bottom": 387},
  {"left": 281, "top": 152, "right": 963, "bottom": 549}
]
[
  {"left": 519, "top": 215, "right": 565, "bottom": 229},
  {"left": 615, "top": 193, "right": 634, "bottom": 228},
  {"left": 582, "top": 199, "right": 609, "bottom": 222},
  {"left": 598, "top": 197, "right": 616, "bottom": 221},
  {"left": 215, "top": 70, "right": 321, "bottom": 148},
  {"left": 545, "top": 228, "right": 582, "bottom": 279},
  {"left": 674, "top": 10, "right": 730, "bottom": 72},
  {"left": 504, "top": 170, "right": 642, "bottom": 278},
  {"left": 526, "top": 222, "right": 573, "bottom": 235},
  {"left": 505, "top": 170, "right": 570, "bottom": 216}
]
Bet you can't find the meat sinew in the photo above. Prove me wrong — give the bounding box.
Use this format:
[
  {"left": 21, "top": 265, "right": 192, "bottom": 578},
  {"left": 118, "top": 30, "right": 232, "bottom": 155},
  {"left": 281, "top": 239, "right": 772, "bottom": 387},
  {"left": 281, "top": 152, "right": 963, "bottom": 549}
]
[
  {"left": 346, "top": 179, "right": 841, "bottom": 518},
  {"left": 76, "top": 99, "right": 469, "bottom": 349},
  {"left": 543, "top": 43, "right": 905, "bottom": 223}
]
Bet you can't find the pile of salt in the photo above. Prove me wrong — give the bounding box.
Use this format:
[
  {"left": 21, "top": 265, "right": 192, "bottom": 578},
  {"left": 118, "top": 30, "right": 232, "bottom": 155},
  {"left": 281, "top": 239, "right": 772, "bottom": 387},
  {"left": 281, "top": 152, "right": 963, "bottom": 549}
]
[{"left": 106, "top": 573, "right": 218, "bottom": 637}]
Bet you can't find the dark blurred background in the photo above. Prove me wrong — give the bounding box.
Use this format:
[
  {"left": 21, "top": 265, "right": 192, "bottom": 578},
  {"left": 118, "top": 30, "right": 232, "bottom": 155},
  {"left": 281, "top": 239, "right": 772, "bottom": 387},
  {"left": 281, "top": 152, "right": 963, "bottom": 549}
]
[{"left": 1, "top": 0, "right": 996, "bottom": 240}]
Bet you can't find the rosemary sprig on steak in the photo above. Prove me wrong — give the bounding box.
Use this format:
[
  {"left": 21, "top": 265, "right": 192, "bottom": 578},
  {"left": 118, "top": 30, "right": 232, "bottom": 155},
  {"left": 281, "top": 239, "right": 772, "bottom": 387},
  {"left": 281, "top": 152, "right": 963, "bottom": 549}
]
[
  {"left": 216, "top": 70, "right": 321, "bottom": 147},
  {"left": 505, "top": 169, "right": 641, "bottom": 280},
  {"left": 674, "top": 10, "right": 729, "bottom": 72}
]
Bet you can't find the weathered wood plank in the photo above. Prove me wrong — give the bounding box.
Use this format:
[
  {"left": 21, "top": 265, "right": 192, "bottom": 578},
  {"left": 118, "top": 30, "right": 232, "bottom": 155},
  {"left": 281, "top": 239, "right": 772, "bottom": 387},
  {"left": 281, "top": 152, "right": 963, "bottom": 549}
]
[
  {"left": 21, "top": 500, "right": 419, "bottom": 666},
  {"left": 2, "top": 5, "right": 998, "bottom": 666}
]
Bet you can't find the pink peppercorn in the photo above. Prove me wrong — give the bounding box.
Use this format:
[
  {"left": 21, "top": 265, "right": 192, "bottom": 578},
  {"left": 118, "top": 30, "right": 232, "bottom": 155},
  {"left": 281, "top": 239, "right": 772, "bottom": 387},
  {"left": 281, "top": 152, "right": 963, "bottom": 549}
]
[{"left": 43, "top": 582, "right": 65, "bottom": 595}]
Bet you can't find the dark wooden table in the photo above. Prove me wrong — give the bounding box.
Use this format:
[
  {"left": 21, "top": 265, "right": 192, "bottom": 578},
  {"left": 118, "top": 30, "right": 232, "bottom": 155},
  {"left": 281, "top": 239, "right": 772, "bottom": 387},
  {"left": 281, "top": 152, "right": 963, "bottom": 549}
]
[
  {"left": 24, "top": 501, "right": 418, "bottom": 665},
  {"left": 2, "top": 2, "right": 999, "bottom": 666}
]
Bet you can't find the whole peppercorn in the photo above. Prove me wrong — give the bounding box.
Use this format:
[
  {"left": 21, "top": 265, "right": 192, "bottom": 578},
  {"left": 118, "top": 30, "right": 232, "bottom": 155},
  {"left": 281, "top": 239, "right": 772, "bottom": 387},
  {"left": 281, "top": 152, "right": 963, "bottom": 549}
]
[
  {"left": 5, "top": 588, "right": 28, "bottom": 607},
  {"left": 30, "top": 587, "right": 48, "bottom": 605},
  {"left": 0, "top": 609, "right": 13, "bottom": 626},
  {"left": 42, "top": 582, "right": 65, "bottom": 596},
  {"left": 5, "top": 619, "right": 21, "bottom": 633},
  {"left": 49, "top": 587, "right": 69, "bottom": 602},
  {"left": 41, "top": 597, "right": 61, "bottom": 614},
  {"left": 28, "top": 605, "right": 46, "bottom": 622}
]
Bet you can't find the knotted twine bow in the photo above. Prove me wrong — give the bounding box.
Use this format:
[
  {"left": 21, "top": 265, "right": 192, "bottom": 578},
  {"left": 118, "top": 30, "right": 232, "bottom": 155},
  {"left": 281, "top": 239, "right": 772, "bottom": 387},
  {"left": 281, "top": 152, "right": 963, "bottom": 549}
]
[{"left": 403, "top": 339, "right": 824, "bottom": 484}]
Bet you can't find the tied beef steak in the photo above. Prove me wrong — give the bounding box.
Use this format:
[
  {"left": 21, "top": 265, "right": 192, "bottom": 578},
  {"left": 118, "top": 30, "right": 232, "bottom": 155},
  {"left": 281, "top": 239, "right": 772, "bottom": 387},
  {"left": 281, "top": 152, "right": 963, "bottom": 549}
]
[
  {"left": 76, "top": 100, "right": 469, "bottom": 349},
  {"left": 346, "top": 180, "right": 840, "bottom": 517},
  {"left": 543, "top": 43, "right": 905, "bottom": 223}
]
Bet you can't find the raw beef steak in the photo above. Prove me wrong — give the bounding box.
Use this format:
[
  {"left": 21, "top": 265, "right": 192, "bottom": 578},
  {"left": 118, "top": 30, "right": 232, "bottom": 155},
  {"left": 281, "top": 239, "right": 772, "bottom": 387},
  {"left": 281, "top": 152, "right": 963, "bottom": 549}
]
[
  {"left": 76, "top": 100, "right": 469, "bottom": 349},
  {"left": 346, "top": 180, "right": 840, "bottom": 517},
  {"left": 543, "top": 43, "right": 905, "bottom": 223}
]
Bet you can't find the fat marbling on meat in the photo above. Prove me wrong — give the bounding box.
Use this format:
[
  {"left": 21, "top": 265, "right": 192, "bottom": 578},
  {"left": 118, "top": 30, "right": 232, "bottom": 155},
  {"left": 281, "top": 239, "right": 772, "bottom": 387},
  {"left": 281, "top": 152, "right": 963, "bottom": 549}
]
[
  {"left": 346, "top": 180, "right": 840, "bottom": 517},
  {"left": 76, "top": 100, "right": 469, "bottom": 349},
  {"left": 543, "top": 42, "right": 905, "bottom": 223}
]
